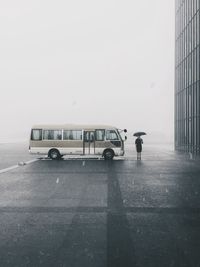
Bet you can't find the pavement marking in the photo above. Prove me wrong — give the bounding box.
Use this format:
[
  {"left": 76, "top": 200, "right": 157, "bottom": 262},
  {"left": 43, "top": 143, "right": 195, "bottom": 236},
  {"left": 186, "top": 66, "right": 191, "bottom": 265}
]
[
  {"left": 0, "top": 158, "right": 39, "bottom": 174},
  {"left": 24, "top": 159, "right": 39, "bottom": 165},
  {"left": 0, "top": 165, "right": 19, "bottom": 174},
  {"left": 18, "top": 162, "right": 26, "bottom": 166},
  {"left": 1, "top": 206, "right": 200, "bottom": 213}
]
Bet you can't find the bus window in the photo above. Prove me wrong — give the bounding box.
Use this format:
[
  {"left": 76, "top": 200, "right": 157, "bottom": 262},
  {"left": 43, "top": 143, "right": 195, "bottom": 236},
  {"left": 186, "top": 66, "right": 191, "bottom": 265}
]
[
  {"left": 84, "top": 131, "right": 95, "bottom": 142},
  {"left": 43, "top": 130, "right": 62, "bottom": 140},
  {"left": 95, "top": 130, "right": 105, "bottom": 141},
  {"left": 106, "top": 130, "right": 119, "bottom": 140},
  {"left": 31, "top": 129, "right": 42, "bottom": 141},
  {"left": 84, "top": 132, "right": 90, "bottom": 142},
  {"left": 63, "top": 130, "right": 82, "bottom": 140}
]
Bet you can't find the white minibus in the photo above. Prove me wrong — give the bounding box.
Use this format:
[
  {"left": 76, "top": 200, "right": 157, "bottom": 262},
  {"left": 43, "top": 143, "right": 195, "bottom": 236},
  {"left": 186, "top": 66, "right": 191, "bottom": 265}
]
[{"left": 29, "top": 124, "right": 127, "bottom": 160}]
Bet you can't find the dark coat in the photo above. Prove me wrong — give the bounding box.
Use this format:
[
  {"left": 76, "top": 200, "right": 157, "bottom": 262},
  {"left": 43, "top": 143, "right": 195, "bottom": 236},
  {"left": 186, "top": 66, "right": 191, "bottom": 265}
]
[{"left": 135, "top": 138, "right": 143, "bottom": 153}]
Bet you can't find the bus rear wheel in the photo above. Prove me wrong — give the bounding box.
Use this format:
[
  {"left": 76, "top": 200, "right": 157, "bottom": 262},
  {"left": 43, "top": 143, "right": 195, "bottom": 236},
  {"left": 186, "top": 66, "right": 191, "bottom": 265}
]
[
  {"left": 103, "top": 149, "right": 114, "bottom": 160},
  {"left": 49, "top": 149, "right": 61, "bottom": 160}
]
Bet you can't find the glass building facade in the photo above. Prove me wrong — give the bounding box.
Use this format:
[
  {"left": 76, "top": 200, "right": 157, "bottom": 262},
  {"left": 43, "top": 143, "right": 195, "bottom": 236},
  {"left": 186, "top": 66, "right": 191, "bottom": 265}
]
[{"left": 175, "top": 0, "right": 200, "bottom": 153}]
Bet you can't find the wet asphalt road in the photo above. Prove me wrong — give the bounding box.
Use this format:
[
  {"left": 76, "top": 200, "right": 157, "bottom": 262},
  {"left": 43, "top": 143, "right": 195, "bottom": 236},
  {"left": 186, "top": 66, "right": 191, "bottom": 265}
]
[{"left": 0, "top": 143, "right": 200, "bottom": 267}]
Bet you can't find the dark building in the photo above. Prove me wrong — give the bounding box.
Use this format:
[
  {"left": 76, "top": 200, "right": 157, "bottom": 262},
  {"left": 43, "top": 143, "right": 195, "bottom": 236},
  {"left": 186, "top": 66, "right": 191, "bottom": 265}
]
[{"left": 175, "top": 0, "right": 200, "bottom": 153}]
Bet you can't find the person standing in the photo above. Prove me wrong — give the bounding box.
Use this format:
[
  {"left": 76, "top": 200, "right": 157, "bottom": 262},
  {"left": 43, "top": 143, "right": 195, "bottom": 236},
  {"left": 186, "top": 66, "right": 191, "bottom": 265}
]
[{"left": 135, "top": 136, "right": 143, "bottom": 160}]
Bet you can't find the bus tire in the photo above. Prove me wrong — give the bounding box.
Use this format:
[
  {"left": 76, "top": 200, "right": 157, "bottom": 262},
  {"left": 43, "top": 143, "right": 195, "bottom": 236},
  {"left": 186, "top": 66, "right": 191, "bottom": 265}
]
[
  {"left": 48, "top": 149, "right": 61, "bottom": 160},
  {"left": 103, "top": 149, "right": 114, "bottom": 160}
]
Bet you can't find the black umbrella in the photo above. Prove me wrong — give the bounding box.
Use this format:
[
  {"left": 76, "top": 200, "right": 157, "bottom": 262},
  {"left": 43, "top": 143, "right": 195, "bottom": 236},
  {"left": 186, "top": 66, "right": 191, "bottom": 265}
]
[{"left": 133, "top": 132, "right": 146, "bottom": 137}]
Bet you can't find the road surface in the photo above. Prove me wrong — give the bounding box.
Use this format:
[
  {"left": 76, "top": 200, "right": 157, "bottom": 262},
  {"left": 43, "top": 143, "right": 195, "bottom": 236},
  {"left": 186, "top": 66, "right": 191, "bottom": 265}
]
[{"left": 0, "top": 142, "right": 199, "bottom": 267}]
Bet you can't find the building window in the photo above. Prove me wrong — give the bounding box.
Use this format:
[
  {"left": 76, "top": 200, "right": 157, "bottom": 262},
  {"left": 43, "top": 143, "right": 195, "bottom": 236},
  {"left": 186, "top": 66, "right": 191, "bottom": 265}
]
[
  {"left": 197, "top": 46, "right": 199, "bottom": 80},
  {"left": 197, "top": 13, "right": 199, "bottom": 44}
]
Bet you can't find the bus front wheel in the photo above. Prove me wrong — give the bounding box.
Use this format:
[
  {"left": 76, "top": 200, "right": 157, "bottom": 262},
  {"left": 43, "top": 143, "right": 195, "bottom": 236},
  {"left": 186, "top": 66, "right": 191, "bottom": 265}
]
[
  {"left": 49, "top": 149, "right": 61, "bottom": 160},
  {"left": 103, "top": 149, "right": 114, "bottom": 160}
]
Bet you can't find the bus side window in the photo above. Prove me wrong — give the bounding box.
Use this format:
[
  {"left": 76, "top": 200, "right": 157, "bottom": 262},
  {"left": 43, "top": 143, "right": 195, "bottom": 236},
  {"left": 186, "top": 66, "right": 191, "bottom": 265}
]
[
  {"left": 84, "top": 132, "right": 90, "bottom": 142},
  {"left": 106, "top": 130, "right": 119, "bottom": 140},
  {"left": 64, "top": 130, "right": 82, "bottom": 140},
  {"left": 95, "top": 130, "right": 105, "bottom": 141},
  {"left": 43, "top": 130, "right": 62, "bottom": 140},
  {"left": 31, "top": 129, "right": 42, "bottom": 141}
]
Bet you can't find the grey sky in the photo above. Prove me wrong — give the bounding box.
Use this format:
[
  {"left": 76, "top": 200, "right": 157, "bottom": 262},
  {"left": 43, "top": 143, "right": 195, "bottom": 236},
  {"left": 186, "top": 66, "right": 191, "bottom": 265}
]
[{"left": 0, "top": 0, "right": 174, "bottom": 142}]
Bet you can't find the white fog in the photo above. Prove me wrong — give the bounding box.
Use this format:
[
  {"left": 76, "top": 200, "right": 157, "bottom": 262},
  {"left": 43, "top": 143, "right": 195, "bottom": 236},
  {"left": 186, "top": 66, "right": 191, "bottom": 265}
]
[{"left": 0, "top": 0, "right": 174, "bottom": 143}]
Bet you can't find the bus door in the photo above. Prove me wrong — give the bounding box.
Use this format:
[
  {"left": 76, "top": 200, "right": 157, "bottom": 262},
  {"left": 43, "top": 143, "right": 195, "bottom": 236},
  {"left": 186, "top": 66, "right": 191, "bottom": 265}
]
[{"left": 84, "top": 131, "right": 95, "bottom": 155}]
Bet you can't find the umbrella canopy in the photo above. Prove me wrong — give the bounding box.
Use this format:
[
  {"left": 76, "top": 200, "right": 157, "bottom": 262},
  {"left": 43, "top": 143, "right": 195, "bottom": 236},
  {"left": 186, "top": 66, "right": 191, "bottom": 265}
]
[{"left": 133, "top": 132, "right": 147, "bottom": 137}]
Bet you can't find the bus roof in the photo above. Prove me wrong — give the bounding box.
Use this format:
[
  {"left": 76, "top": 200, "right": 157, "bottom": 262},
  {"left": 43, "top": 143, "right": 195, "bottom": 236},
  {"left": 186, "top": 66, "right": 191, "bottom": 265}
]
[{"left": 31, "top": 124, "right": 118, "bottom": 130}]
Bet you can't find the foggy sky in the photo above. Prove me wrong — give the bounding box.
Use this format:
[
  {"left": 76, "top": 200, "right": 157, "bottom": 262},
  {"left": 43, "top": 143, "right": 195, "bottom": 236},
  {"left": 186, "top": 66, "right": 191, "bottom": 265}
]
[{"left": 0, "top": 0, "right": 174, "bottom": 142}]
